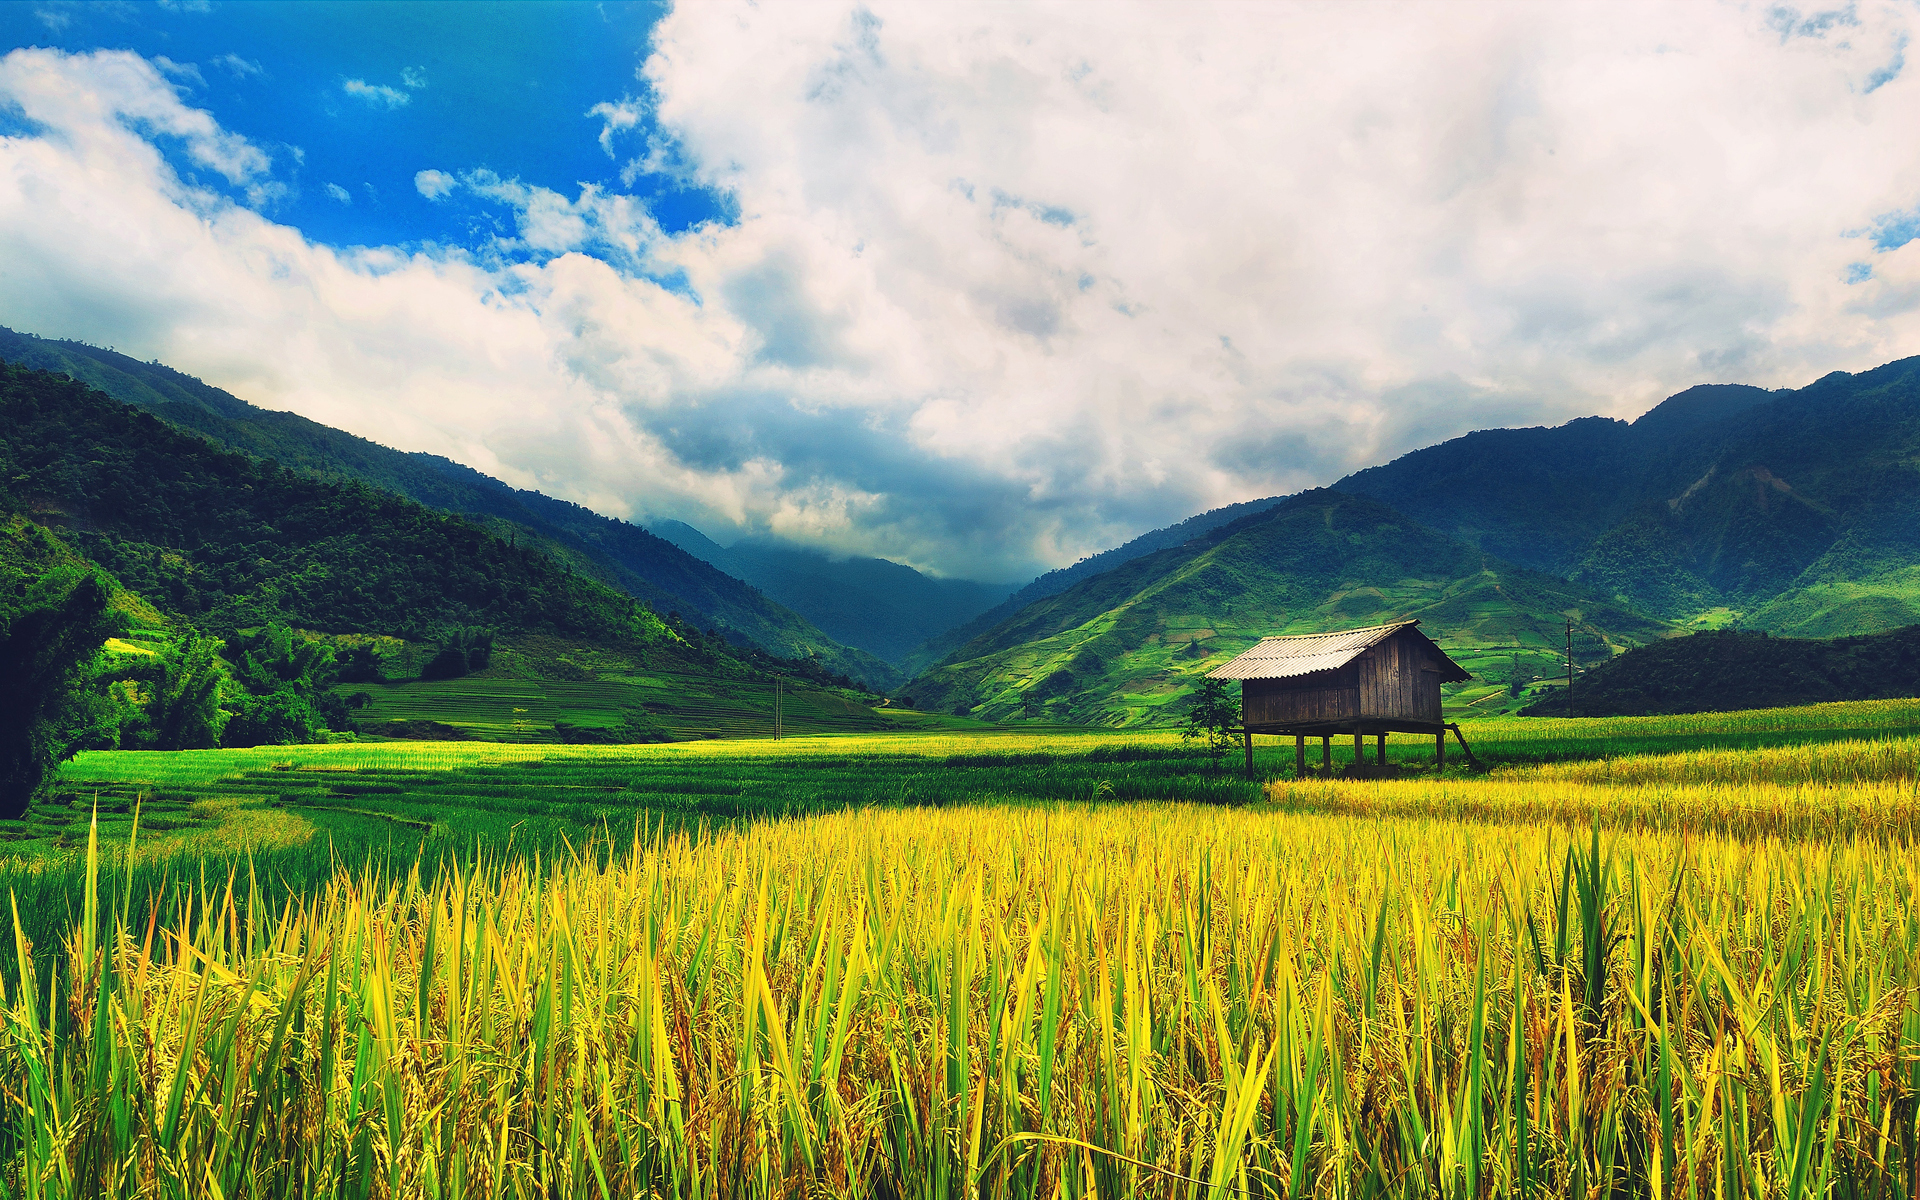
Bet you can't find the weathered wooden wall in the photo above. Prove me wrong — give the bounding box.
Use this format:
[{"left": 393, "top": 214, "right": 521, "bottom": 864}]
[
  {"left": 1242, "top": 630, "right": 1445, "bottom": 728},
  {"left": 1243, "top": 666, "right": 1358, "bottom": 726},
  {"left": 1354, "top": 632, "right": 1444, "bottom": 723}
]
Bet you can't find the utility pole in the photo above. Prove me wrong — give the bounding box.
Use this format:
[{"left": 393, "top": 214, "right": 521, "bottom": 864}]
[
  {"left": 1565, "top": 618, "right": 1574, "bottom": 719},
  {"left": 773, "top": 677, "right": 783, "bottom": 740}
]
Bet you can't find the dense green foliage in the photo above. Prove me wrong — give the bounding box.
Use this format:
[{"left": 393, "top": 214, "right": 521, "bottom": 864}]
[
  {"left": 104, "top": 634, "right": 228, "bottom": 750},
  {"left": 0, "top": 327, "right": 898, "bottom": 689},
  {"left": 913, "top": 490, "right": 1671, "bottom": 725},
  {"left": 1522, "top": 624, "right": 1920, "bottom": 716},
  {"left": 0, "top": 563, "right": 119, "bottom": 818},
  {"left": 419, "top": 625, "right": 494, "bottom": 680}
]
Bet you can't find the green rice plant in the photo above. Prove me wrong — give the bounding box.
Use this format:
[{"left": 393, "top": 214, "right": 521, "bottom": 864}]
[{"left": 4, "top": 802, "right": 1919, "bottom": 1197}]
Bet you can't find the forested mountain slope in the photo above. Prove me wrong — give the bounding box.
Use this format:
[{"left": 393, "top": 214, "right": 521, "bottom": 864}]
[
  {"left": 1522, "top": 625, "right": 1920, "bottom": 716},
  {"left": 1336, "top": 363, "right": 1920, "bottom": 633},
  {"left": 910, "top": 490, "right": 1671, "bottom": 726},
  {"left": 649, "top": 520, "right": 1015, "bottom": 665},
  {"left": 0, "top": 361, "right": 669, "bottom": 645},
  {"left": 0, "top": 327, "right": 897, "bottom": 689}
]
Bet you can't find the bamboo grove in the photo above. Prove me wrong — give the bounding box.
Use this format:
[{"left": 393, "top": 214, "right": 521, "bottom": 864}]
[{"left": 3, "top": 796, "right": 1917, "bottom": 1199}]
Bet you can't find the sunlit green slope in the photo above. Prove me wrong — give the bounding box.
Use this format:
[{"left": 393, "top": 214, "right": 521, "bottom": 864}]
[{"left": 908, "top": 490, "right": 1672, "bottom": 726}]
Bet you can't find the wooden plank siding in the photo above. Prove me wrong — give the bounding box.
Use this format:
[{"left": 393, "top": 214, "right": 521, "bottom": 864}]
[
  {"left": 1242, "top": 666, "right": 1359, "bottom": 727},
  {"left": 1241, "top": 628, "right": 1446, "bottom": 732},
  {"left": 1354, "top": 633, "right": 1444, "bottom": 722}
]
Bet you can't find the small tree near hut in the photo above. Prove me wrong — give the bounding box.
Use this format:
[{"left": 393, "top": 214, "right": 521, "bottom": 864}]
[{"left": 1181, "top": 676, "right": 1241, "bottom": 770}]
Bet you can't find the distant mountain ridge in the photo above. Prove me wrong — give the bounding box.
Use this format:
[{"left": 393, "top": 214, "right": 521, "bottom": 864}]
[
  {"left": 1335, "top": 360, "right": 1920, "bottom": 634},
  {"left": 17, "top": 319, "right": 1920, "bottom": 722},
  {"left": 649, "top": 520, "right": 1016, "bottom": 666},
  {"left": 0, "top": 326, "right": 900, "bottom": 690}
]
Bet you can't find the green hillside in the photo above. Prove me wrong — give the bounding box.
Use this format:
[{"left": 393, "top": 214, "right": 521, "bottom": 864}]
[
  {"left": 908, "top": 490, "right": 1672, "bottom": 726},
  {"left": 893, "top": 494, "right": 1290, "bottom": 675},
  {"left": 0, "top": 326, "right": 898, "bottom": 690},
  {"left": 1337, "top": 361, "right": 1920, "bottom": 634}
]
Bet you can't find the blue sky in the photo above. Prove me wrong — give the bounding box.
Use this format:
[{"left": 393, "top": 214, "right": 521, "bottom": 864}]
[
  {"left": 3, "top": 3, "right": 1920, "bottom": 579},
  {"left": 0, "top": 1, "right": 728, "bottom": 250}
]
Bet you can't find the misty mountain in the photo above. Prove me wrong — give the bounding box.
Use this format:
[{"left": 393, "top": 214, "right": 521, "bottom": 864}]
[
  {"left": 0, "top": 327, "right": 900, "bottom": 690},
  {"left": 649, "top": 521, "right": 1017, "bottom": 666}
]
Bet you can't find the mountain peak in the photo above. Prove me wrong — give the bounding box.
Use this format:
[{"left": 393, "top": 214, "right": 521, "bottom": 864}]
[{"left": 1629, "top": 383, "right": 1775, "bottom": 437}]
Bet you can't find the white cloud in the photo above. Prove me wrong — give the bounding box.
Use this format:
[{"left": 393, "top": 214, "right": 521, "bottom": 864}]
[
  {"left": 156, "top": 0, "right": 214, "bottom": 12},
  {"left": 461, "top": 170, "right": 662, "bottom": 268},
  {"left": 33, "top": 8, "right": 70, "bottom": 32},
  {"left": 589, "top": 98, "right": 642, "bottom": 157},
  {"left": 0, "top": 49, "right": 270, "bottom": 186},
  {"left": 400, "top": 66, "right": 427, "bottom": 90},
  {"left": 413, "top": 168, "right": 457, "bottom": 200},
  {"left": 6, "top": 8, "right": 1920, "bottom": 579},
  {"left": 214, "top": 54, "right": 263, "bottom": 80},
  {"left": 342, "top": 79, "right": 409, "bottom": 109},
  {"left": 152, "top": 57, "right": 205, "bottom": 89},
  {"left": 323, "top": 182, "right": 351, "bottom": 205}
]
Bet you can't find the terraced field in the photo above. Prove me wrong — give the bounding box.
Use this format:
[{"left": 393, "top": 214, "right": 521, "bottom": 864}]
[
  {"left": 344, "top": 670, "right": 893, "bottom": 740},
  {"left": 340, "top": 633, "right": 898, "bottom": 741}
]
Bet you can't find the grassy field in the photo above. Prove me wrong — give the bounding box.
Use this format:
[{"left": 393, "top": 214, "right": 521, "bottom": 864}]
[{"left": 6, "top": 699, "right": 1920, "bottom": 1195}]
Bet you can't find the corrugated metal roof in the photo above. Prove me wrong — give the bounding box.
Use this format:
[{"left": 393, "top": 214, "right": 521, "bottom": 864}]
[{"left": 1207, "top": 620, "right": 1469, "bottom": 682}]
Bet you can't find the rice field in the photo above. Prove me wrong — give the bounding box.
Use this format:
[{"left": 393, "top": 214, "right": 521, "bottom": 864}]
[{"left": 5, "top": 700, "right": 1920, "bottom": 1196}]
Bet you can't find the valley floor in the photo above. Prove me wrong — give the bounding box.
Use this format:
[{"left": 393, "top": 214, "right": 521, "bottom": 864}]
[{"left": 5, "top": 699, "right": 1919, "bottom": 1196}]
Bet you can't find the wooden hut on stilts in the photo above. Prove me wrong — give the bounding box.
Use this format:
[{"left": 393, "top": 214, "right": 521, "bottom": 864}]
[{"left": 1207, "top": 620, "right": 1480, "bottom": 778}]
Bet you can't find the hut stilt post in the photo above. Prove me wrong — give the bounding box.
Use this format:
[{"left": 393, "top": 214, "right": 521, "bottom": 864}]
[{"left": 1295, "top": 735, "right": 1306, "bottom": 778}]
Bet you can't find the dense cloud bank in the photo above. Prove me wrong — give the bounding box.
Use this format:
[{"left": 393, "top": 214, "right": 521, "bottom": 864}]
[{"left": 4, "top": 1, "right": 1920, "bottom": 577}]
